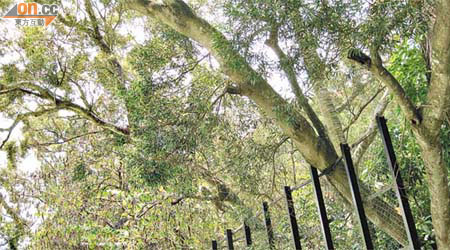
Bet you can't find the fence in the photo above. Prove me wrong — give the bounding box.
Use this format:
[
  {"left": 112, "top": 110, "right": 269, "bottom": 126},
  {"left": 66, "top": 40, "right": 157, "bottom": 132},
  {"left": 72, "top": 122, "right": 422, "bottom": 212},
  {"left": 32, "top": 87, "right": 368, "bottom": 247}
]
[{"left": 210, "top": 116, "right": 421, "bottom": 249}]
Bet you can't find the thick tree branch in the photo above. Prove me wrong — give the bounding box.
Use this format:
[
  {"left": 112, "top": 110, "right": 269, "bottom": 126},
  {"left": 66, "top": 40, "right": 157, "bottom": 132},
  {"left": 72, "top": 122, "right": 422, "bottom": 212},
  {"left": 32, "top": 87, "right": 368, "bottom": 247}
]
[
  {"left": 348, "top": 49, "right": 421, "bottom": 125},
  {"left": 265, "top": 26, "right": 328, "bottom": 140},
  {"left": 59, "top": 1, "right": 125, "bottom": 88},
  {"left": 349, "top": 3, "right": 450, "bottom": 246},
  {"left": 293, "top": 32, "right": 345, "bottom": 148},
  {"left": 318, "top": 87, "right": 346, "bottom": 144},
  {"left": 55, "top": 99, "right": 129, "bottom": 135}
]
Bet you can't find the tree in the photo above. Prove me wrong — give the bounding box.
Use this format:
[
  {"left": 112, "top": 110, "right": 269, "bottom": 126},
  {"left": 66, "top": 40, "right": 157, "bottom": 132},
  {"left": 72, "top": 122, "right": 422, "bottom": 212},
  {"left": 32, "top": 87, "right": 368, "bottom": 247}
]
[
  {"left": 126, "top": 0, "right": 449, "bottom": 247},
  {"left": 0, "top": 0, "right": 448, "bottom": 248}
]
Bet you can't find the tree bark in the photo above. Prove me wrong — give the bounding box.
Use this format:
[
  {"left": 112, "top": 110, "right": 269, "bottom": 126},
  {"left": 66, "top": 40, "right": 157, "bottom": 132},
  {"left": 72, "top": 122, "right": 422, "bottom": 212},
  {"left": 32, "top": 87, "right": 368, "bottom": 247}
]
[
  {"left": 128, "top": 0, "right": 410, "bottom": 246},
  {"left": 421, "top": 1, "right": 450, "bottom": 247}
]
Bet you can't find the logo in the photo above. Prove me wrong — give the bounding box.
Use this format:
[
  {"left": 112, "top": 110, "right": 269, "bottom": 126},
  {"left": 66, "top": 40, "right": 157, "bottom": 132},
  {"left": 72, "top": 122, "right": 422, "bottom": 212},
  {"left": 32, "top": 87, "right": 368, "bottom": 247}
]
[{"left": 2, "top": 2, "right": 58, "bottom": 27}]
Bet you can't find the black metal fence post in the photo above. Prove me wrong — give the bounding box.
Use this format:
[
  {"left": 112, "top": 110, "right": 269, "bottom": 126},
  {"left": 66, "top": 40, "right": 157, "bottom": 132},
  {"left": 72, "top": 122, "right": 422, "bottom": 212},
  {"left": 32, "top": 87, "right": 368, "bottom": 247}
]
[
  {"left": 206, "top": 119, "right": 423, "bottom": 249},
  {"left": 226, "top": 229, "right": 234, "bottom": 250},
  {"left": 284, "top": 186, "right": 302, "bottom": 249},
  {"left": 376, "top": 116, "right": 421, "bottom": 249},
  {"left": 340, "top": 143, "right": 374, "bottom": 249},
  {"left": 244, "top": 221, "right": 252, "bottom": 247},
  {"left": 310, "top": 166, "right": 334, "bottom": 249},
  {"left": 263, "top": 201, "right": 275, "bottom": 249}
]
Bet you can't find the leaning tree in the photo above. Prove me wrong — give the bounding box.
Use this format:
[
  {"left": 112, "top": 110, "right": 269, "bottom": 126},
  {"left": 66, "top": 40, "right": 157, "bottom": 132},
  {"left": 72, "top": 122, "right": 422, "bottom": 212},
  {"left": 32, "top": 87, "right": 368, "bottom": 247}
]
[{"left": 0, "top": 0, "right": 448, "bottom": 248}]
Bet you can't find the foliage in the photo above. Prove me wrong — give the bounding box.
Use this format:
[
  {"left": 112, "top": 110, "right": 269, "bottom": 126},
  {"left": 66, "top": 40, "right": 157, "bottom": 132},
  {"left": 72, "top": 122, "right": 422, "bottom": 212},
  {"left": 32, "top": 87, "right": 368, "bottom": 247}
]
[{"left": 0, "top": 0, "right": 448, "bottom": 249}]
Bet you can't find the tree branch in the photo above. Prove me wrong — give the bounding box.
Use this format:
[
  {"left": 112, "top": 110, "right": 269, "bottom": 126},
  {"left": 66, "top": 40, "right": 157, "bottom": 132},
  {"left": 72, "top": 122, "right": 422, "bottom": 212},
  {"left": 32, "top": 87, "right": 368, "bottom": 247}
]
[
  {"left": 353, "top": 89, "right": 390, "bottom": 170},
  {"left": 348, "top": 49, "right": 421, "bottom": 125},
  {"left": 4, "top": 84, "right": 129, "bottom": 136},
  {"left": 85, "top": 0, "right": 112, "bottom": 54},
  {"left": 32, "top": 131, "right": 102, "bottom": 147},
  {"left": 343, "top": 86, "right": 386, "bottom": 133},
  {"left": 0, "top": 108, "right": 59, "bottom": 149},
  {"left": 0, "top": 120, "right": 19, "bottom": 150},
  {"left": 336, "top": 80, "right": 366, "bottom": 113},
  {"left": 60, "top": 1, "right": 125, "bottom": 89},
  {"left": 265, "top": 25, "right": 328, "bottom": 140},
  {"left": 0, "top": 194, "right": 27, "bottom": 240},
  {"left": 85, "top": 0, "right": 125, "bottom": 86}
]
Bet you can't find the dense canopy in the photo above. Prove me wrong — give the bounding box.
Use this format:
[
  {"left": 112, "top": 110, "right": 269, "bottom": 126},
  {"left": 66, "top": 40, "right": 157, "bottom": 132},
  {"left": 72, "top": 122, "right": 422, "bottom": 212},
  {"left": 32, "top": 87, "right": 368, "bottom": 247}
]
[{"left": 0, "top": 0, "right": 449, "bottom": 249}]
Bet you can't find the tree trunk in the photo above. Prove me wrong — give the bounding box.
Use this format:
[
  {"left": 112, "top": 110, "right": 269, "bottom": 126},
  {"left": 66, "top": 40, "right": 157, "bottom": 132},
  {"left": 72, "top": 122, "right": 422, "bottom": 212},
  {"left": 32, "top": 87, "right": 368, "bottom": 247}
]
[
  {"left": 415, "top": 131, "right": 450, "bottom": 249},
  {"left": 419, "top": 1, "right": 450, "bottom": 248}
]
